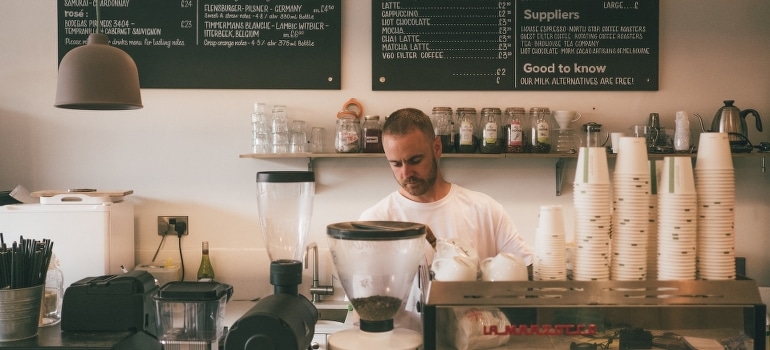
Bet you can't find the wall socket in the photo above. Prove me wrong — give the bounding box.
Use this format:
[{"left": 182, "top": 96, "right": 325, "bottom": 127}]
[{"left": 158, "top": 216, "right": 189, "bottom": 236}]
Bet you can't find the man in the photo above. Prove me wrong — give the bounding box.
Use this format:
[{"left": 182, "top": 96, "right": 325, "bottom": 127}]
[{"left": 358, "top": 107, "right": 534, "bottom": 330}]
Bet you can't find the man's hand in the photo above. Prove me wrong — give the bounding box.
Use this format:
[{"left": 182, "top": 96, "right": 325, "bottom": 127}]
[{"left": 425, "top": 226, "right": 437, "bottom": 249}]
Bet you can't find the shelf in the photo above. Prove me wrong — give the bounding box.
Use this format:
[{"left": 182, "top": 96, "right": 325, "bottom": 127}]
[{"left": 241, "top": 151, "right": 768, "bottom": 196}]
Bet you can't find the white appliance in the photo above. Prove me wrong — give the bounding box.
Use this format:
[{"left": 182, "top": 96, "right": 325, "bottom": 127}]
[{"left": 0, "top": 193, "right": 134, "bottom": 289}]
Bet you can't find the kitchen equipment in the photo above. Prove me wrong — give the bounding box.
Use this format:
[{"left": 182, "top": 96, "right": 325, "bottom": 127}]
[
  {"left": 553, "top": 110, "right": 582, "bottom": 130},
  {"left": 326, "top": 221, "right": 426, "bottom": 350},
  {"left": 225, "top": 171, "right": 318, "bottom": 350},
  {"left": 581, "top": 122, "right": 609, "bottom": 148},
  {"left": 61, "top": 270, "right": 157, "bottom": 334},
  {"left": 154, "top": 281, "right": 229, "bottom": 348},
  {"left": 0, "top": 191, "right": 134, "bottom": 289},
  {"left": 695, "top": 100, "right": 762, "bottom": 153}
]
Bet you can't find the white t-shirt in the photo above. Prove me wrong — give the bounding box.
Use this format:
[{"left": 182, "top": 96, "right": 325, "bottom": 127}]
[
  {"left": 357, "top": 183, "right": 533, "bottom": 332},
  {"left": 359, "top": 183, "right": 533, "bottom": 265}
]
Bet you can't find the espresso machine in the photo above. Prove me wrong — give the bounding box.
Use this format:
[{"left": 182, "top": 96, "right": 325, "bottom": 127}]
[
  {"left": 225, "top": 171, "right": 318, "bottom": 350},
  {"left": 326, "top": 221, "right": 426, "bottom": 350}
]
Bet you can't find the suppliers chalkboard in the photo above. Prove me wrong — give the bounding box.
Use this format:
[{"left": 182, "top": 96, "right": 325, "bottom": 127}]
[
  {"left": 373, "top": 0, "right": 658, "bottom": 91},
  {"left": 58, "top": 0, "right": 341, "bottom": 89}
]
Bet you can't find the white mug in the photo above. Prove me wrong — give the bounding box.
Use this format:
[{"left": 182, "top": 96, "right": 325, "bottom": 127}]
[
  {"left": 552, "top": 110, "right": 582, "bottom": 130},
  {"left": 480, "top": 253, "right": 528, "bottom": 282},
  {"left": 432, "top": 256, "right": 477, "bottom": 281}
]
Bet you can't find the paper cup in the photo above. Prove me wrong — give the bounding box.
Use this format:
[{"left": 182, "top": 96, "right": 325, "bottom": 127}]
[
  {"left": 695, "top": 132, "right": 734, "bottom": 170},
  {"left": 574, "top": 147, "right": 610, "bottom": 184},
  {"left": 658, "top": 156, "right": 696, "bottom": 195}
]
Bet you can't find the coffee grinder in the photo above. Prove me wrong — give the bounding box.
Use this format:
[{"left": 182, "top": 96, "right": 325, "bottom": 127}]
[
  {"left": 326, "top": 221, "right": 426, "bottom": 350},
  {"left": 225, "top": 171, "right": 318, "bottom": 350}
]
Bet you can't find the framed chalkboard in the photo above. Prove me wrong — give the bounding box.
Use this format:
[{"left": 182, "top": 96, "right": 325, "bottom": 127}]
[
  {"left": 58, "top": 0, "right": 342, "bottom": 89},
  {"left": 373, "top": 0, "right": 658, "bottom": 91}
]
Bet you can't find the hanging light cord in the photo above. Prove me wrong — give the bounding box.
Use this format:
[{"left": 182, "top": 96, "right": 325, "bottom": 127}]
[{"left": 95, "top": 0, "right": 102, "bottom": 34}]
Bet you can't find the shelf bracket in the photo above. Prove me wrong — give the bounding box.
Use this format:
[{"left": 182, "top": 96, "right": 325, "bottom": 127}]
[
  {"left": 555, "top": 157, "right": 567, "bottom": 196},
  {"left": 307, "top": 158, "right": 314, "bottom": 172}
]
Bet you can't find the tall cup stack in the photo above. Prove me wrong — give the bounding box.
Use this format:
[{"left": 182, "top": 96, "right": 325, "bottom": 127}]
[
  {"left": 534, "top": 205, "right": 567, "bottom": 281},
  {"left": 657, "top": 156, "right": 698, "bottom": 280},
  {"left": 611, "top": 137, "right": 652, "bottom": 281},
  {"left": 572, "top": 147, "right": 612, "bottom": 281},
  {"left": 647, "top": 160, "right": 660, "bottom": 280},
  {"left": 694, "top": 133, "right": 736, "bottom": 280}
]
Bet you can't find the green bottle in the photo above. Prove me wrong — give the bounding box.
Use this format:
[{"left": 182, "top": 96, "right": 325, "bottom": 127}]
[{"left": 197, "top": 241, "right": 215, "bottom": 282}]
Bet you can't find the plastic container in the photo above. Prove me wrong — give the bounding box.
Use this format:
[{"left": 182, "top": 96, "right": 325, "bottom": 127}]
[{"left": 154, "top": 281, "right": 228, "bottom": 343}]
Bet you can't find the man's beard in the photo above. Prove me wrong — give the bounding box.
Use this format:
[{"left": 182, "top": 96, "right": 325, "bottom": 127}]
[{"left": 399, "top": 156, "right": 438, "bottom": 196}]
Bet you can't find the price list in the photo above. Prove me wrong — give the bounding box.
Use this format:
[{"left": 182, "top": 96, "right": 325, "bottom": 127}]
[
  {"left": 58, "top": 0, "right": 341, "bottom": 89},
  {"left": 372, "top": 0, "right": 658, "bottom": 91}
]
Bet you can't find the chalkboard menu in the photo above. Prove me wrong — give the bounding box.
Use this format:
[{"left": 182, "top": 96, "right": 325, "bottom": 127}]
[
  {"left": 373, "top": 0, "right": 658, "bottom": 91},
  {"left": 58, "top": 0, "right": 341, "bottom": 89}
]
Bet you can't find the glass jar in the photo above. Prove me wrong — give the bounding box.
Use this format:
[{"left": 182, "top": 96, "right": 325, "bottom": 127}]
[
  {"left": 41, "top": 254, "right": 63, "bottom": 326},
  {"left": 504, "top": 107, "right": 526, "bottom": 153},
  {"left": 479, "top": 107, "right": 503, "bottom": 154},
  {"left": 455, "top": 107, "right": 478, "bottom": 153},
  {"left": 431, "top": 107, "right": 454, "bottom": 153},
  {"left": 529, "top": 107, "right": 551, "bottom": 153},
  {"left": 362, "top": 115, "right": 383, "bottom": 153},
  {"left": 335, "top": 113, "right": 361, "bottom": 153}
]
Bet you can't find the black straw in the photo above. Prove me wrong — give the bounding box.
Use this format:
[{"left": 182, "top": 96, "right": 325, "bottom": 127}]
[{"left": 0, "top": 234, "right": 54, "bottom": 289}]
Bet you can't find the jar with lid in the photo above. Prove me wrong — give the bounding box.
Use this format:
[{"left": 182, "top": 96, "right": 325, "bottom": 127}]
[
  {"left": 335, "top": 112, "right": 362, "bottom": 153},
  {"left": 362, "top": 115, "right": 384, "bottom": 153},
  {"left": 529, "top": 107, "right": 552, "bottom": 153},
  {"left": 479, "top": 107, "right": 503, "bottom": 154},
  {"left": 504, "top": 107, "right": 526, "bottom": 153},
  {"left": 582, "top": 122, "right": 609, "bottom": 148},
  {"left": 431, "top": 107, "right": 454, "bottom": 153},
  {"left": 455, "top": 107, "right": 478, "bottom": 153}
]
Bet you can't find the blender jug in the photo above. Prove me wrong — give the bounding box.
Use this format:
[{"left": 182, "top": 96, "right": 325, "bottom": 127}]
[{"left": 256, "top": 171, "right": 315, "bottom": 262}]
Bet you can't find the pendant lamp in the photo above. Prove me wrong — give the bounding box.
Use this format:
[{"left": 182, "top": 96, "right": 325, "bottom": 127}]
[{"left": 55, "top": 2, "right": 142, "bottom": 110}]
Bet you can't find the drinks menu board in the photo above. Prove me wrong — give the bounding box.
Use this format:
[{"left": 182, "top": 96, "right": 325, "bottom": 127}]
[
  {"left": 58, "top": 0, "right": 341, "bottom": 89},
  {"left": 373, "top": 0, "right": 658, "bottom": 91}
]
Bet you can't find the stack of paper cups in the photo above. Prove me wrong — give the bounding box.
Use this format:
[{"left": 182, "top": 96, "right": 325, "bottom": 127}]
[
  {"left": 534, "top": 205, "right": 567, "bottom": 281},
  {"left": 657, "top": 156, "right": 698, "bottom": 280},
  {"left": 611, "top": 137, "right": 651, "bottom": 281},
  {"left": 694, "top": 133, "right": 736, "bottom": 280},
  {"left": 647, "top": 160, "right": 661, "bottom": 280},
  {"left": 573, "top": 147, "right": 612, "bottom": 281}
]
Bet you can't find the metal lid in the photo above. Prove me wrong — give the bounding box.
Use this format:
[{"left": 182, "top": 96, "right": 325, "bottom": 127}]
[
  {"left": 327, "top": 221, "right": 425, "bottom": 241},
  {"left": 256, "top": 171, "right": 315, "bottom": 183}
]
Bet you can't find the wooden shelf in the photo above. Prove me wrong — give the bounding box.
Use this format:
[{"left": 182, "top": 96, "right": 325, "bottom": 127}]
[{"left": 240, "top": 151, "right": 768, "bottom": 196}]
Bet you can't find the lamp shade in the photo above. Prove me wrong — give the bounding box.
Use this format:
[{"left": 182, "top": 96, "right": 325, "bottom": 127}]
[{"left": 55, "top": 33, "right": 143, "bottom": 110}]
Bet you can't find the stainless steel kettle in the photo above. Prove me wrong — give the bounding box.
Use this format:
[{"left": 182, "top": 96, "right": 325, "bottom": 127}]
[{"left": 697, "top": 100, "right": 762, "bottom": 153}]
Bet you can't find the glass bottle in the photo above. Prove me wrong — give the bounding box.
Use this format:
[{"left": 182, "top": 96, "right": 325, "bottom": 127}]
[
  {"left": 362, "top": 115, "right": 384, "bottom": 153},
  {"left": 335, "top": 113, "right": 362, "bottom": 153},
  {"left": 456, "top": 107, "right": 478, "bottom": 153},
  {"left": 431, "top": 107, "right": 454, "bottom": 153},
  {"left": 479, "top": 107, "right": 502, "bottom": 154},
  {"left": 505, "top": 107, "right": 526, "bottom": 153},
  {"left": 197, "top": 241, "right": 215, "bottom": 282},
  {"left": 41, "top": 254, "right": 63, "bottom": 326}
]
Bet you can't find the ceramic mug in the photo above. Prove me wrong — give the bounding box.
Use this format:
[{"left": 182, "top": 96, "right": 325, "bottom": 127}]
[
  {"left": 480, "top": 253, "right": 528, "bottom": 282},
  {"left": 432, "top": 256, "right": 477, "bottom": 281}
]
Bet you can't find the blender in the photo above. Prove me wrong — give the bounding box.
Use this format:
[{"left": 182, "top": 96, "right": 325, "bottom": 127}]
[
  {"left": 224, "top": 171, "right": 318, "bottom": 350},
  {"left": 326, "top": 221, "right": 426, "bottom": 350}
]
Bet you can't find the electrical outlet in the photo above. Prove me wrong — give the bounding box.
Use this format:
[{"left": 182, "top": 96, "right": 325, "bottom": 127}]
[{"left": 158, "top": 216, "right": 189, "bottom": 236}]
